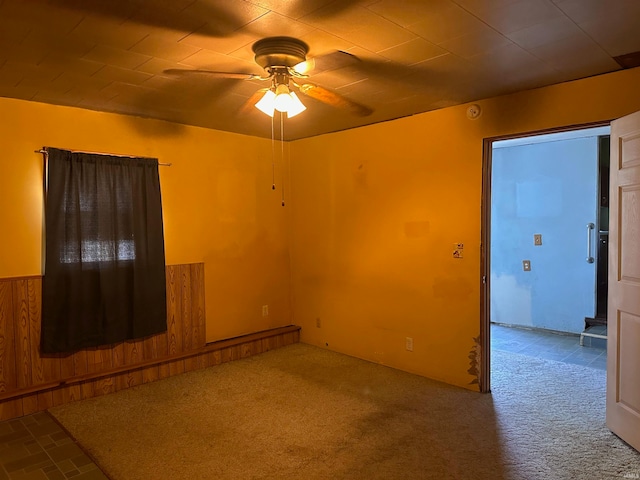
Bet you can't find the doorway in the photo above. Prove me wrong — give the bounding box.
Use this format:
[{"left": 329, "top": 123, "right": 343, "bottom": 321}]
[{"left": 481, "top": 124, "right": 610, "bottom": 393}]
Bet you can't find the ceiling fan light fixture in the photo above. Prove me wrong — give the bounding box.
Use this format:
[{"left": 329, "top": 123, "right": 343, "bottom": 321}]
[
  {"left": 256, "top": 84, "right": 306, "bottom": 118},
  {"left": 292, "top": 59, "right": 314, "bottom": 75},
  {"left": 273, "top": 84, "right": 293, "bottom": 112},
  {"left": 286, "top": 92, "right": 306, "bottom": 118},
  {"left": 255, "top": 89, "right": 276, "bottom": 117}
]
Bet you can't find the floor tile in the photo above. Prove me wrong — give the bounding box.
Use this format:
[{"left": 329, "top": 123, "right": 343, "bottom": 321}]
[
  {"left": 0, "top": 414, "right": 106, "bottom": 480},
  {"left": 492, "top": 323, "right": 606, "bottom": 371}
]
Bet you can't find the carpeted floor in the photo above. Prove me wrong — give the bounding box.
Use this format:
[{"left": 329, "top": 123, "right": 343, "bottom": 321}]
[{"left": 48, "top": 343, "right": 640, "bottom": 480}]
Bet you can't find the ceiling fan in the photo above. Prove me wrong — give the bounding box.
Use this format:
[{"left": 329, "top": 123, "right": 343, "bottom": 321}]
[{"left": 164, "top": 36, "right": 374, "bottom": 118}]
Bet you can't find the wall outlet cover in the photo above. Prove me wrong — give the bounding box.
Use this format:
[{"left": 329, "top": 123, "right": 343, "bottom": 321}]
[{"left": 405, "top": 337, "right": 414, "bottom": 352}]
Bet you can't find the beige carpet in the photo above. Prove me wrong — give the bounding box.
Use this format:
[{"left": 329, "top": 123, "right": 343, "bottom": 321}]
[{"left": 48, "top": 343, "right": 640, "bottom": 480}]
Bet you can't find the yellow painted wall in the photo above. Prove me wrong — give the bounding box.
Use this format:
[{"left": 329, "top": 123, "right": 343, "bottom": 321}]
[
  {"left": 2, "top": 66, "right": 640, "bottom": 390},
  {"left": 288, "top": 67, "right": 640, "bottom": 390},
  {"left": 0, "top": 97, "right": 291, "bottom": 342}
]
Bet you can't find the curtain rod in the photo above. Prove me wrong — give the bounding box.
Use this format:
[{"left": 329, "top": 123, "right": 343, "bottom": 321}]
[{"left": 35, "top": 148, "right": 172, "bottom": 167}]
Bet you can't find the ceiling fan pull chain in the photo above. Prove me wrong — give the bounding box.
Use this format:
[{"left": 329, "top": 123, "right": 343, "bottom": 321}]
[
  {"left": 281, "top": 113, "right": 285, "bottom": 206},
  {"left": 271, "top": 114, "right": 276, "bottom": 190}
]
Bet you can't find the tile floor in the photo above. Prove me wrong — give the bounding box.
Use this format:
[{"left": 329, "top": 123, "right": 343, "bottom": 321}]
[
  {"left": 491, "top": 322, "right": 607, "bottom": 371},
  {"left": 0, "top": 411, "right": 107, "bottom": 480},
  {"left": 0, "top": 324, "right": 607, "bottom": 478}
]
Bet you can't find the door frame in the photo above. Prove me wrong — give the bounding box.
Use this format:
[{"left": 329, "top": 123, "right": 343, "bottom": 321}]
[{"left": 479, "top": 120, "right": 611, "bottom": 393}]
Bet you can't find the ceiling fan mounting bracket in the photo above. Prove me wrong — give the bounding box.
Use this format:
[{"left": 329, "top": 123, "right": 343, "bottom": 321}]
[{"left": 253, "top": 37, "right": 309, "bottom": 70}]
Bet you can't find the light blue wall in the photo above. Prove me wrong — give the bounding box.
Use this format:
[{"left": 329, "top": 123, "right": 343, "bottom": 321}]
[{"left": 491, "top": 131, "right": 603, "bottom": 334}]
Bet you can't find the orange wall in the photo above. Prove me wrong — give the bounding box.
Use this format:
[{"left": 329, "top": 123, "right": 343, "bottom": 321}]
[
  {"left": 2, "top": 67, "right": 640, "bottom": 391},
  {"left": 288, "top": 67, "right": 640, "bottom": 389},
  {"left": 0, "top": 98, "right": 292, "bottom": 342}
]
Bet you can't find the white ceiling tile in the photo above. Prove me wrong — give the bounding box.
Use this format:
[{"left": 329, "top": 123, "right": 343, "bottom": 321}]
[
  {"left": 247, "top": 0, "right": 339, "bottom": 19},
  {"left": 506, "top": 15, "right": 582, "bottom": 50},
  {"left": 553, "top": 0, "right": 611, "bottom": 24},
  {"left": 0, "top": 1, "right": 84, "bottom": 35},
  {"left": 0, "top": 84, "right": 39, "bottom": 101},
  {"left": 530, "top": 33, "right": 622, "bottom": 76},
  {"left": 367, "top": 0, "right": 451, "bottom": 27},
  {"left": 470, "top": 0, "right": 565, "bottom": 35},
  {"left": 136, "top": 58, "right": 182, "bottom": 76},
  {"left": 83, "top": 45, "right": 152, "bottom": 70},
  {"left": 129, "top": 34, "right": 201, "bottom": 63},
  {"left": 0, "top": 16, "right": 31, "bottom": 44},
  {"left": 92, "top": 65, "right": 153, "bottom": 85},
  {"left": 241, "top": 11, "right": 316, "bottom": 39},
  {"left": 439, "top": 24, "right": 512, "bottom": 58},
  {"left": 335, "top": 16, "right": 419, "bottom": 52},
  {"left": 0, "top": 64, "right": 26, "bottom": 87},
  {"left": 297, "top": 30, "right": 357, "bottom": 58},
  {"left": 32, "top": 90, "right": 83, "bottom": 107},
  {"left": 364, "top": 0, "right": 494, "bottom": 53},
  {"left": 39, "top": 54, "right": 105, "bottom": 77},
  {"left": 579, "top": 15, "right": 640, "bottom": 56},
  {"left": 377, "top": 38, "right": 447, "bottom": 65},
  {"left": 179, "top": 1, "right": 269, "bottom": 36},
  {"left": 49, "top": 72, "right": 112, "bottom": 94},
  {"left": 180, "top": 29, "right": 258, "bottom": 56},
  {"left": 1, "top": 61, "right": 63, "bottom": 83},
  {"left": 301, "top": 4, "right": 416, "bottom": 52},
  {"left": 69, "top": 15, "right": 153, "bottom": 50},
  {"left": 179, "top": 49, "right": 260, "bottom": 73}
]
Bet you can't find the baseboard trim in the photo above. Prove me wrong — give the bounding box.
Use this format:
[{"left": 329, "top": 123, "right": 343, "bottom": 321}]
[{"left": 0, "top": 325, "right": 301, "bottom": 419}]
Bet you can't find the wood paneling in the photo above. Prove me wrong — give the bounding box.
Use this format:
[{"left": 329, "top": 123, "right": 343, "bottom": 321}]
[
  {"left": 13, "top": 280, "right": 32, "bottom": 389},
  {"left": 0, "top": 263, "right": 300, "bottom": 422},
  {"left": 0, "top": 280, "right": 16, "bottom": 393}
]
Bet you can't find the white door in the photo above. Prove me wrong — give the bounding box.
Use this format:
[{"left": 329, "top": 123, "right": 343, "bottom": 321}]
[{"left": 606, "top": 110, "right": 640, "bottom": 452}]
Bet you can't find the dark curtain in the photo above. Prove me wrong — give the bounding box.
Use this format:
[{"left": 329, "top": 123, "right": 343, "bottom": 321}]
[{"left": 42, "top": 148, "right": 167, "bottom": 354}]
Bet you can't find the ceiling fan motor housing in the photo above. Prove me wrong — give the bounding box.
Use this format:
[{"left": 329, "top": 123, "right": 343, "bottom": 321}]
[{"left": 253, "top": 37, "right": 309, "bottom": 70}]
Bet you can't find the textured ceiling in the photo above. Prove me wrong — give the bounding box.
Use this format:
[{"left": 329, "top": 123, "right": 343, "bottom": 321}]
[{"left": 0, "top": 0, "right": 638, "bottom": 140}]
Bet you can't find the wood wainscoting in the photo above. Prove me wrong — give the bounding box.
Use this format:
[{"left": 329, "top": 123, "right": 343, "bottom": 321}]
[{"left": 0, "top": 263, "right": 300, "bottom": 421}]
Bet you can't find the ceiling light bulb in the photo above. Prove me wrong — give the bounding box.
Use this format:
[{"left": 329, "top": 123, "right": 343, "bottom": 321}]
[
  {"left": 254, "top": 90, "right": 276, "bottom": 117},
  {"left": 286, "top": 92, "right": 306, "bottom": 118},
  {"left": 273, "top": 84, "right": 293, "bottom": 112},
  {"left": 292, "top": 59, "right": 314, "bottom": 75}
]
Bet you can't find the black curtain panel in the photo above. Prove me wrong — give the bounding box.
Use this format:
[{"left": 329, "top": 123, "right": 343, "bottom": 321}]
[{"left": 42, "top": 148, "right": 167, "bottom": 354}]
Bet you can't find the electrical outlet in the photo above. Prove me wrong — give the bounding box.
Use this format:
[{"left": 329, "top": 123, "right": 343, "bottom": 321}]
[
  {"left": 316, "top": 317, "right": 321, "bottom": 328},
  {"left": 262, "top": 305, "right": 269, "bottom": 316},
  {"left": 534, "top": 234, "right": 542, "bottom": 246},
  {"left": 406, "top": 337, "right": 414, "bottom": 352},
  {"left": 523, "top": 260, "right": 531, "bottom": 271}
]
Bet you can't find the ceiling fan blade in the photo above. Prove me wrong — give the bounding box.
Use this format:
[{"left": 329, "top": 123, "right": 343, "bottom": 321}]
[
  {"left": 163, "top": 69, "right": 263, "bottom": 80},
  {"left": 239, "top": 88, "right": 270, "bottom": 115},
  {"left": 298, "top": 51, "right": 361, "bottom": 75},
  {"left": 46, "top": 0, "right": 247, "bottom": 38},
  {"left": 297, "top": 83, "right": 373, "bottom": 117}
]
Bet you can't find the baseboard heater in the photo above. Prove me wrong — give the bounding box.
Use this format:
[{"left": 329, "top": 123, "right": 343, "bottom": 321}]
[{"left": 0, "top": 325, "right": 301, "bottom": 417}]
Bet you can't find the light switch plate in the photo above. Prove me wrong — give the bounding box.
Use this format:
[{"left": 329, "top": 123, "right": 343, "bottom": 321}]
[{"left": 534, "top": 234, "right": 542, "bottom": 246}]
